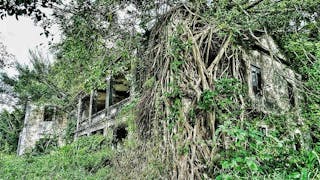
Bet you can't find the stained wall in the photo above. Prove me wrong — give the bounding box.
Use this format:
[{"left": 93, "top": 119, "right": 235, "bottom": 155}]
[{"left": 17, "top": 103, "right": 67, "bottom": 155}]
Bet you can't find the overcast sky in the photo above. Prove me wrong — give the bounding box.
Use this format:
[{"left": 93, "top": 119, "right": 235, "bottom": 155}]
[
  {"left": 0, "top": 15, "right": 60, "bottom": 76},
  {"left": 0, "top": 15, "right": 60, "bottom": 111}
]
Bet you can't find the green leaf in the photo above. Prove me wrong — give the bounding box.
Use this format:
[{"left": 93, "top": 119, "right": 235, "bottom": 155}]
[{"left": 246, "top": 160, "right": 258, "bottom": 172}]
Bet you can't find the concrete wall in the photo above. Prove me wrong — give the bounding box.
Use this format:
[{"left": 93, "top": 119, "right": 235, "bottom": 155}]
[
  {"left": 75, "top": 97, "right": 130, "bottom": 137},
  {"left": 17, "top": 103, "right": 68, "bottom": 155},
  {"left": 17, "top": 35, "right": 301, "bottom": 155},
  {"left": 243, "top": 35, "right": 301, "bottom": 114}
]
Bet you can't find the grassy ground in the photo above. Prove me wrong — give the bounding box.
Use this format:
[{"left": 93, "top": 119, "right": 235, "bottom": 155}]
[
  {"left": 0, "top": 135, "right": 116, "bottom": 179},
  {"left": 1, "top": 133, "right": 319, "bottom": 179}
]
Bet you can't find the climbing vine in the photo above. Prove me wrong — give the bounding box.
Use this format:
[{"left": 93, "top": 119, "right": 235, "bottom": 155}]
[{"left": 137, "top": 3, "right": 320, "bottom": 179}]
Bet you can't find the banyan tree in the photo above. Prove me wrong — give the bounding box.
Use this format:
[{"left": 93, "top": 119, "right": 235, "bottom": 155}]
[{"left": 137, "top": 3, "right": 302, "bottom": 179}]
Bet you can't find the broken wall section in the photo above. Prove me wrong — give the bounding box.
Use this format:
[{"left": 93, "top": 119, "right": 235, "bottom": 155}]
[
  {"left": 75, "top": 74, "right": 131, "bottom": 138},
  {"left": 17, "top": 103, "right": 68, "bottom": 155},
  {"left": 243, "top": 35, "right": 302, "bottom": 114}
]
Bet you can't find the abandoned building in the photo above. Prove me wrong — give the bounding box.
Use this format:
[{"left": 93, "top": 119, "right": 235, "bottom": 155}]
[
  {"left": 17, "top": 104, "right": 68, "bottom": 155},
  {"left": 243, "top": 35, "right": 301, "bottom": 114},
  {"left": 17, "top": 74, "right": 131, "bottom": 155},
  {"left": 17, "top": 34, "right": 302, "bottom": 155},
  {"left": 74, "top": 74, "right": 130, "bottom": 138}
]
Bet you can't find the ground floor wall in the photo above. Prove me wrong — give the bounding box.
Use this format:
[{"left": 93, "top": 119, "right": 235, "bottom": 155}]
[{"left": 17, "top": 104, "right": 67, "bottom": 155}]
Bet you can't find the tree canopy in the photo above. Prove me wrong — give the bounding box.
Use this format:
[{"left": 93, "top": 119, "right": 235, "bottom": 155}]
[{"left": 0, "top": 0, "right": 59, "bottom": 20}]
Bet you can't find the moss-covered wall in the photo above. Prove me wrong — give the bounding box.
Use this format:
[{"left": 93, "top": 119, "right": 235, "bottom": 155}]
[
  {"left": 17, "top": 104, "right": 67, "bottom": 155},
  {"left": 243, "top": 36, "right": 301, "bottom": 114}
]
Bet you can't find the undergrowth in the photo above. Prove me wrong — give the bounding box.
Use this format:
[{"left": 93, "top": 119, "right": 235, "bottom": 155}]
[
  {"left": 0, "top": 133, "right": 163, "bottom": 179},
  {"left": 1, "top": 111, "right": 319, "bottom": 179},
  {"left": 0, "top": 135, "right": 113, "bottom": 179}
]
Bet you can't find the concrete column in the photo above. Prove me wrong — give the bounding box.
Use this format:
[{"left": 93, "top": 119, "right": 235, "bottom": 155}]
[
  {"left": 89, "top": 90, "right": 94, "bottom": 125},
  {"left": 17, "top": 133, "right": 23, "bottom": 155},
  {"left": 103, "top": 76, "right": 112, "bottom": 137},
  {"left": 17, "top": 100, "right": 31, "bottom": 155},
  {"left": 105, "top": 76, "right": 112, "bottom": 115},
  {"left": 75, "top": 96, "right": 82, "bottom": 138},
  {"left": 23, "top": 100, "right": 31, "bottom": 126}
]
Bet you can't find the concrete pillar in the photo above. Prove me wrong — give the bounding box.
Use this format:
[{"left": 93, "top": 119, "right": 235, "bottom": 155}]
[
  {"left": 89, "top": 90, "right": 94, "bottom": 125},
  {"left": 103, "top": 76, "right": 112, "bottom": 137},
  {"left": 75, "top": 97, "right": 82, "bottom": 138},
  {"left": 17, "top": 100, "right": 31, "bottom": 155},
  {"left": 105, "top": 76, "right": 112, "bottom": 115}
]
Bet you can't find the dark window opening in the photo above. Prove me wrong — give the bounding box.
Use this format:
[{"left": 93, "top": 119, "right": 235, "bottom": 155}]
[
  {"left": 111, "top": 74, "right": 130, "bottom": 105},
  {"left": 287, "top": 82, "right": 295, "bottom": 107},
  {"left": 44, "top": 106, "right": 55, "bottom": 121},
  {"left": 97, "top": 90, "right": 107, "bottom": 112},
  {"left": 34, "top": 137, "right": 58, "bottom": 154},
  {"left": 294, "top": 134, "right": 302, "bottom": 151},
  {"left": 113, "top": 125, "right": 128, "bottom": 144},
  {"left": 259, "top": 126, "right": 268, "bottom": 136},
  {"left": 92, "top": 129, "right": 104, "bottom": 135},
  {"left": 79, "top": 134, "right": 88, "bottom": 138},
  {"left": 251, "top": 65, "right": 262, "bottom": 96},
  {"left": 92, "top": 90, "right": 107, "bottom": 115},
  {"left": 81, "top": 96, "right": 90, "bottom": 120}
]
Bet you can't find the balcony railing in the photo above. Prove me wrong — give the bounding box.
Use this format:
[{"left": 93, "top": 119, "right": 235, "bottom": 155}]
[{"left": 76, "top": 98, "right": 130, "bottom": 132}]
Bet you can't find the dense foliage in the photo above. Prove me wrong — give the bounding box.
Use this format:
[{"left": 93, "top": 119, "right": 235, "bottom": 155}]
[
  {"left": 0, "top": 108, "right": 24, "bottom": 153},
  {"left": 0, "top": 0, "right": 59, "bottom": 20},
  {"left": 0, "top": 0, "right": 319, "bottom": 179},
  {"left": 0, "top": 41, "right": 14, "bottom": 69},
  {"left": 0, "top": 135, "right": 114, "bottom": 179}
]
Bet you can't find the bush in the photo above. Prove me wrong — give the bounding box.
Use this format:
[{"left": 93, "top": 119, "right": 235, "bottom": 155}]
[
  {"left": 214, "top": 117, "right": 320, "bottom": 179},
  {"left": 0, "top": 135, "right": 113, "bottom": 179}
]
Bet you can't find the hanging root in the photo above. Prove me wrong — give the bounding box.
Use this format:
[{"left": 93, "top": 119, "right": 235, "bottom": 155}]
[{"left": 137, "top": 4, "right": 245, "bottom": 179}]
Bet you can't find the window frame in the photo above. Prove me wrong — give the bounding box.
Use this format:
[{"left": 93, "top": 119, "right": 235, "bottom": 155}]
[
  {"left": 251, "top": 64, "right": 263, "bottom": 96},
  {"left": 43, "top": 106, "right": 56, "bottom": 122},
  {"left": 287, "top": 81, "right": 295, "bottom": 107}
]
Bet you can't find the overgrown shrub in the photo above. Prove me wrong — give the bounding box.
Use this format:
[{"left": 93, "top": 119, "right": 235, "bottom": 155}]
[{"left": 0, "top": 135, "right": 113, "bottom": 179}]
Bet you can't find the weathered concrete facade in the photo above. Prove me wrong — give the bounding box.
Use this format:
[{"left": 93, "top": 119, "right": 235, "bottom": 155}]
[
  {"left": 75, "top": 95, "right": 129, "bottom": 137},
  {"left": 243, "top": 35, "right": 301, "bottom": 114},
  {"left": 74, "top": 75, "right": 130, "bottom": 138},
  {"left": 240, "top": 35, "right": 303, "bottom": 142},
  {"left": 17, "top": 35, "right": 302, "bottom": 155},
  {"left": 17, "top": 74, "right": 131, "bottom": 155},
  {"left": 17, "top": 104, "right": 67, "bottom": 155}
]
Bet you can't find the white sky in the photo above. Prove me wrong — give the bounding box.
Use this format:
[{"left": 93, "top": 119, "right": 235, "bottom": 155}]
[
  {"left": 0, "top": 15, "right": 60, "bottom": 112},
  {"left": 0, "top": 15, "right": 60, "bottom": 76},
  {"left": 0, "top": 4, "right": 137, "bottom": 112}
]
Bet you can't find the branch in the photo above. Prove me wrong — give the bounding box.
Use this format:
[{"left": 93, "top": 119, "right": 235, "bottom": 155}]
[
  {"left": 207, "top": 32, "right": 233, "bottom": 74},
  {"left": 245, "top": 0, "right": 264, "bottom": 10},
  {"left": 186, "top": 26, "right": 209, "bottom": 89}
]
